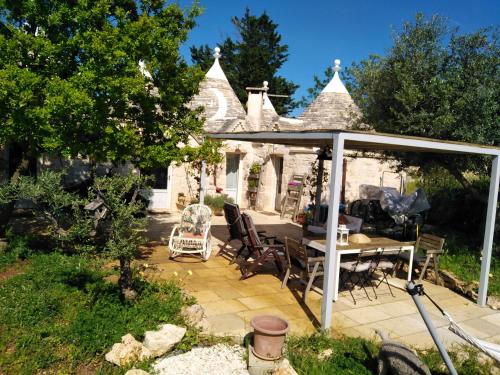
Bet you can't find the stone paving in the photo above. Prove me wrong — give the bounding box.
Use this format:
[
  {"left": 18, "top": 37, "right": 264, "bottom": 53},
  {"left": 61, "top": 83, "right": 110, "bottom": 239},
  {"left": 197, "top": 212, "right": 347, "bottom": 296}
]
[{"left": 145, "top": 210, "right": 500, "bottom": 349}]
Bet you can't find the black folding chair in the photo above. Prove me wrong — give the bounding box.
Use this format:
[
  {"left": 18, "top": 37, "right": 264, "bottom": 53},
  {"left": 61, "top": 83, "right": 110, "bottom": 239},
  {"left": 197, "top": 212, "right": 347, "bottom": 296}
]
[
  {"left": 339, "top": 250, "right": 379, "bottom": 304},
  {"left": 374, "top": 247, "right": 403, "bottom": 298}
]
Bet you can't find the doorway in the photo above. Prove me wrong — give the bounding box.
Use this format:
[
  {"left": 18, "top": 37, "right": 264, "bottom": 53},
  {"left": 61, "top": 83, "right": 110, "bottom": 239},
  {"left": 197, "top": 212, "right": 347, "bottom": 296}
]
[
  {"left": 226, "top": 154, "right": 240, "bottom": 203},
  {"left": 273, "top": 156, "right": 284, "bottom": 211},
  {"left": 146, "top": 166, "right": 172, "bottom": 211}
]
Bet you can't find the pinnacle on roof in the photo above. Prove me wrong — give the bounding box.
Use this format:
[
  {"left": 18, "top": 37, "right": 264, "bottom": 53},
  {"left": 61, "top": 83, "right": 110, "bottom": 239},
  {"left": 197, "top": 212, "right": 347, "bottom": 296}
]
[
  {"left": 321, "top": 59, "right": 349, "bottom": 94},
  {"left": 205, "top": 47, "right": 229, "bottom": 81},
  {"left": 262, "top": 81, "right": 277, "bottom": 113}
]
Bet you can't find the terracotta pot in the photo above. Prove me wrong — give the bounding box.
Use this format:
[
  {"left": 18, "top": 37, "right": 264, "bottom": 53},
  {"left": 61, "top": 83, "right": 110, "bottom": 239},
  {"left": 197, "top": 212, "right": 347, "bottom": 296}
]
[{"left": 251, "top": 315, "right": 289, "bottom": 360}]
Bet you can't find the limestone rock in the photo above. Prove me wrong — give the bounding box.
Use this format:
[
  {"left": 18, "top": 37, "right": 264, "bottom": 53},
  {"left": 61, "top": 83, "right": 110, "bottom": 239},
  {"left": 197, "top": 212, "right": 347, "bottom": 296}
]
[
  {"left": 273, "top": 359, "right": 298, "bottom": 375},
  {"left": 143, "top": 324, "right": 186, "bottom": 357},
  {"left": 105, "top": 334, "right": 152, "bottom": 367},
  {"left": 488, "top": 296, "right": 500, "bottom": 310},
  {"left": 125, "top": 370, "right": 150, "bottom": 375},
  {"left": 182, "top": 304, "right": 205, "bottom": 326},
  {"left": 317, "top": 348, "right": 333, "bottom": 360}
]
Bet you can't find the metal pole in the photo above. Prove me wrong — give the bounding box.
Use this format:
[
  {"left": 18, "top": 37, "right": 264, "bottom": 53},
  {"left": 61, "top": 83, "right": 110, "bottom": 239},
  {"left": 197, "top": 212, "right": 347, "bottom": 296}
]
[
  {"left": 407, "top": 282, "right": 458, "bottom": 375},
  {"left": 478, "top": 155, "right": 500, "bottom": 306},
  {"left": 314, "top": 158, "right": 324, "bottom": 224},
  {"left": 321, "top": 134, "right": 344, "bottom": 329},
  {"left": 199, "top": 160, "right": 207, "bottom": 205}
]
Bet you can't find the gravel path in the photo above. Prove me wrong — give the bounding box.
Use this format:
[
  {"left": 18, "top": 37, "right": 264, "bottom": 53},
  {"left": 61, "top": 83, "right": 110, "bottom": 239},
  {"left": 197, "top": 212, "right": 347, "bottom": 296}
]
[{"left": 153, "top": 344, "right": 249, "bottom": 375}]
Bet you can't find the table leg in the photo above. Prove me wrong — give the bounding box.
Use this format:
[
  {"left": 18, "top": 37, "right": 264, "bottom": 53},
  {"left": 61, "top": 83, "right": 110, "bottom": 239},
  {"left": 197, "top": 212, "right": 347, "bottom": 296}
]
[
  {"left": 333, "top": 252, "right": 341, "bottom": 301},
  {"left": 407, "top": 247, "right": 414, "bottom": 282}
]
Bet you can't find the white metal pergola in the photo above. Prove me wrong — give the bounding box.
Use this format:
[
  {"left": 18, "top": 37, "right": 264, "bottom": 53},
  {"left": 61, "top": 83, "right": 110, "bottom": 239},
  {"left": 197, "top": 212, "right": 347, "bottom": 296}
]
[{"left": 205, "top": 129, "right": 500, "bottom": 329}]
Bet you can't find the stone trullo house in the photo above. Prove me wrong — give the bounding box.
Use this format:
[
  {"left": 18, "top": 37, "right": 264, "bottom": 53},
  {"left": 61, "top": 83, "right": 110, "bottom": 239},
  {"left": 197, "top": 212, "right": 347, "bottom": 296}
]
[{"left": 149, "top": 49, "right": 404, "bottom": 213}]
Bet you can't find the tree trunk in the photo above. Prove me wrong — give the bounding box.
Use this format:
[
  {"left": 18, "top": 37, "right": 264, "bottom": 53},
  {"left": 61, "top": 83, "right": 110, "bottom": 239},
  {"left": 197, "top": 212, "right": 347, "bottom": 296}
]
[
  {"left": 440, "top": 162, "right": 489, "bottom": 204},
  {"left": 119, "top": 257, "right": 137, "bottom": 300}
]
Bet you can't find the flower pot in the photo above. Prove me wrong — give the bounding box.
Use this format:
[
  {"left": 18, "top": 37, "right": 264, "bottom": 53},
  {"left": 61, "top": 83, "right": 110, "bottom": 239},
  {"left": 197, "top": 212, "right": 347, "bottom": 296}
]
[
  {"left": 248, "top": 187, "right": 258, "bottom": 193},
  {"left": 251, "top": 315, "right": 289, "bottom": 360}
]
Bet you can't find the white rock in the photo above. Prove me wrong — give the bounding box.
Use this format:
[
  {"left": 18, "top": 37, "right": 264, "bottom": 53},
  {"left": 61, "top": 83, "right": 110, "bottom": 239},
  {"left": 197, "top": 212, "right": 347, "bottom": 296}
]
[
  {"left": 273, "top": 358, "right": 298, "bottom": 375},
  {"left": 143, "top": 324, "right": 186, "bottom": 357},
  {"left": 125, "top": 370, "right": 150, "bottom": 375},
  {"left": 154, "top": 344, "right": 249, "bottom": 375},
  {"left": 182, "top": 304, "right": 205, "bottom": 325},
  {"left": 105, "top": 334, "right": 153, "bottom": 367},
  {"left": 317, "top": 348, "right": 333, "bottom": 360}
]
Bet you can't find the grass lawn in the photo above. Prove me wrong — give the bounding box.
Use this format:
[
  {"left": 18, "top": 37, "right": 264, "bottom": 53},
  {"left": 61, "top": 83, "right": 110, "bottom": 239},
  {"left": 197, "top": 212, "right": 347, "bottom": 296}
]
[
  {"left": 286, "top": 333, "right": 496, "bottom": 375},
  {"left": 0, "top": 249, "right": 194, "bottom": 374},
  {"left": 439, "top": 238, "right": 500, "bottom": 297}
]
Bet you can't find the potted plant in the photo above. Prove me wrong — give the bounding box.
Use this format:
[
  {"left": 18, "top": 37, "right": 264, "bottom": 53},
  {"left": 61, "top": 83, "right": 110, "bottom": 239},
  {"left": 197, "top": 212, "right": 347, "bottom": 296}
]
[
  {"left": 250, "top": 315, "right": 290, "bottom": 360},
  {"left": 248, "top": 178, "right": 259, "bottom": 193},
  {"left": 204, "top": 194, "right": 233, "bottom": 216},
  {"left": 248, "top": 163, "right": 261, "bottom": 179}
]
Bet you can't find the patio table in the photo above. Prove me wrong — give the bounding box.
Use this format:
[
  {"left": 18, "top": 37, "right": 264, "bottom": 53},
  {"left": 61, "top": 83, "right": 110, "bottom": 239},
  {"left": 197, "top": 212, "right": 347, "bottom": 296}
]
[{"left": 302, "top": 235, "right": 414, "bottom": 301}]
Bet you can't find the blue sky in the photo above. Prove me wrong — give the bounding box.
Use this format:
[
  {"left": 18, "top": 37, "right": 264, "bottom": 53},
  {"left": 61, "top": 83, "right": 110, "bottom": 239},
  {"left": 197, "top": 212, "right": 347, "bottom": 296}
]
[{"left": 178, "top": 0, "right": 499, "bottom": 115}]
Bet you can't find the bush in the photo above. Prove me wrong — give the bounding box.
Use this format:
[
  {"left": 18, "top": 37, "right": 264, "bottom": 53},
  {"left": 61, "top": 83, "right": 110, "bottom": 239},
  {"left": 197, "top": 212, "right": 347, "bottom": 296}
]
[{"left": 204, "top": 194, "right": 233, "bottom": 210}]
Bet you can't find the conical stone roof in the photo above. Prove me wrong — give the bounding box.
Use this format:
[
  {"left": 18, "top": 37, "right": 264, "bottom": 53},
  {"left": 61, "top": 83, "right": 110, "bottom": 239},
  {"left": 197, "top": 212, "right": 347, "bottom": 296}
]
[
  {"left": 299, "top": 59, "right": 361, "bottom": 130},
  {"left": 188, "top": 47, "right": 246, "bottom": 132}
]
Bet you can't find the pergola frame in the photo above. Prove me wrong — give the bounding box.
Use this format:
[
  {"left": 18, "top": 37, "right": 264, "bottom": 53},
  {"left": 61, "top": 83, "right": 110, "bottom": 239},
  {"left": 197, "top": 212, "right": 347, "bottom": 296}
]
[{"left": 206, "top": 129, "right": 500, "bottom": 329}]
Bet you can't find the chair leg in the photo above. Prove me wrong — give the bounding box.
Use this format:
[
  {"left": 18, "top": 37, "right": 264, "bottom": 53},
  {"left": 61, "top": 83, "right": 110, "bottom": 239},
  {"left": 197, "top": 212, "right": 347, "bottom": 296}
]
[
  {"left": 418, "top": 256, "right": 432, "bottom": 282},
  {"left": 304, "top": 262, "right": 320, "bottom": 301},
  {"left": 230, "top": 243, "right": 247, "bottom": 265},
  {"left": 217, "top": 238, "right": 231, "bottom": 257},
  {"left": 376, "top": 268, "right": 395, "bottom": 297},
  {"left": 281, "top": 267, "right": 291, "bottom": 289},
  {"left": 240, "top": 249, "right": 271, "bottom": 280},
  {"left": 434, "top": 255, "right": 441, "bottom": 285}
]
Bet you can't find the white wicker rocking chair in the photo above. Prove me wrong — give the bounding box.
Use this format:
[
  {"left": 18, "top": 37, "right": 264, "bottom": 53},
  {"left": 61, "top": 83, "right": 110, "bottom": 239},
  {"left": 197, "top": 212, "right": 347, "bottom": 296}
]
[{"left": 169, "top": 204, "right": 212, "bottom": 261}]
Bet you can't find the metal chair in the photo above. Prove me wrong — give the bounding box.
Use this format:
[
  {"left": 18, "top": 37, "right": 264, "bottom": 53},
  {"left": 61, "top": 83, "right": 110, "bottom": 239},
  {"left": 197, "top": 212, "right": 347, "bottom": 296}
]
[
  {"left": 398, "top": 234, "right": 445, "bottom": 284},
  {"left": 339, "top": 251, "right": 378, "bottom": 304},
  {"left": 281, "top": 237, "right": 325, "bottom": 301},
  {"left": 168, "top": 204, "right": 212, "bottom": 260},
  {"left": 239, "top": 213, "right": 284, "bottom": 280},
  {"left": 374, "top": 247, "right": 403, "bottom": 297}
]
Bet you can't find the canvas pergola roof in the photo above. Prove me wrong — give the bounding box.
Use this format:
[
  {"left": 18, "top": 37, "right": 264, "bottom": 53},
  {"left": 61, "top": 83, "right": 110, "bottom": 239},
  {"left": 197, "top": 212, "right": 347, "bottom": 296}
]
[{"left": 205, "top": 129, "right": 500, "bottom": 329}]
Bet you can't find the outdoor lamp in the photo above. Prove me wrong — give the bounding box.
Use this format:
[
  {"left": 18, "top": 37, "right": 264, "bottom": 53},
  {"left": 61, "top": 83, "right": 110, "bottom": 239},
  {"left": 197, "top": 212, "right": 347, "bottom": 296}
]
[{"left": 337, "top": 225, "right": 349, "bottom": 245}]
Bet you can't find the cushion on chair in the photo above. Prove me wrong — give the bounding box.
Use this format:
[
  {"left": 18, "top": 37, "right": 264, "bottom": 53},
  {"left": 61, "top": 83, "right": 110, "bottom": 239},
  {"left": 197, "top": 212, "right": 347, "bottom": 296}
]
[
  {"left": 181, "top": 232, "right": 204, "bottom": 239},
  {"left": 340, "top": 261, "right": 372, "bottom": 272},
  {"left": 377, "top": 260, "right": 395, "bottom": 269}
]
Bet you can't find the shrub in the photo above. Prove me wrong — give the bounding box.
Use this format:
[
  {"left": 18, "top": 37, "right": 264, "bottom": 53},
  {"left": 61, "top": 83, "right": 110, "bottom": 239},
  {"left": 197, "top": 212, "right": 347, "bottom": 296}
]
[{"left": 204, "top": 194, "right": 233, "bottom": 210}]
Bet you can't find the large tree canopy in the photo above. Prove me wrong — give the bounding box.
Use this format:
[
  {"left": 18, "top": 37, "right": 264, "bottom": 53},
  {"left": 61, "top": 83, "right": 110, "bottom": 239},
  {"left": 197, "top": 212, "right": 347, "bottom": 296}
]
[
  {"left": 0, "top": 0, "right": 205, "bottom": 172},
  {"left": 190, "top": 8, "right": 299, "bottom": 115},
  {"left": 305, "top": 14, "right": 499, "bottom": 196}
]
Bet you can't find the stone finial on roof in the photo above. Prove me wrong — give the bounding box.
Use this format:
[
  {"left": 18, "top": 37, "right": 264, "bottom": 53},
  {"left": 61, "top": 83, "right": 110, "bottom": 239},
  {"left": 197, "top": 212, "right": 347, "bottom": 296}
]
[
  {"left": 205, "top": 46, "right": 229, "bottom": 81},
  {"left": 322, "top": 58, "right": 348, "bottom": 94},
  {"left": 263, "top": 81, "right": 269, "bottom": 91}
]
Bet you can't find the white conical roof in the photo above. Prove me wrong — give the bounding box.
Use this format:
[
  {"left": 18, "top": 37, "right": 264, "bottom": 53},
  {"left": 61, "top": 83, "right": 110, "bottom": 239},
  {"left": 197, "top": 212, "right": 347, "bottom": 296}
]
[
  {"left": 298, "top": 58, "right": 361, "bottom": 130},
  {"left": 321, "top": 59, "right": 349, "bottom": 94},
  {"left": 205, "top": 47, "right": 229, "bottom": 81},
  {"left": 188, "top": 47, "right": 246, "bottom": 132}
]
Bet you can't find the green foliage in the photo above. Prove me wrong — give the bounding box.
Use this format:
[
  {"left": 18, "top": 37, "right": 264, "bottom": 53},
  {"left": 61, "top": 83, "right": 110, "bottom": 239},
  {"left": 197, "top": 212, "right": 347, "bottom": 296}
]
[
  {"left": 190, "top": 8, "right": 299, "bottom": 115},
  {"left": 0, "top": 171, "right": 95, "bottom": 252},
  {"left": 287, "top": 332, "right": 496, "bottom": 375},
  {"left": 203, "top": 194, "right": 233, "bottom": 210},
  {"left": 249, "top": 163, "right": 262, "bottom": 175},
  {"left": 440, "top": 237, "right": 500, "bottom": 296},
  {"left": 91, "top": 174, "right": 148, "bottom": 260},
  {"left": 286, "top": 333, "right": 378, "bottom": 374},
  {"left": 343, "top": 14, "right": 499, "bottom": 185},
  {"left": 0, "top": 1, "right": 205, "bottom": 170},
  {"left": 0, "top": 251, "right": 188, "bottom": 374}
]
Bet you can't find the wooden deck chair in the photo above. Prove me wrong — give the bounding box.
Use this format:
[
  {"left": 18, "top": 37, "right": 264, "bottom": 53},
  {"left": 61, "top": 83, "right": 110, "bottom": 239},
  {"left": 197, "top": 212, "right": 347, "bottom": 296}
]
[
  {"left": 281, "top": 237, "right": 325, "bottom": 301},
  {"left": 398, "top": 234, "right": 445, "bottom": 284},
  {"left": 219, "top": 202, "right": 273, "bottom": 264},
  {"left": 239, "top": 213, "right": 284, "bottom": 280}
]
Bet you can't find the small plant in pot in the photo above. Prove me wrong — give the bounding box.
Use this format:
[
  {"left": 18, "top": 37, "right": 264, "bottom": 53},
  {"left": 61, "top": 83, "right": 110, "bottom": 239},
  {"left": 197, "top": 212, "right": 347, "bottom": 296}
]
[
  {"left": 248, "top": 178, "right": 259, "bottom": 193},
  {"left": 248, "top": 163, "right": 261, "bottom": 178},
  {"left": 204, "top": 194, "right": 233, "bottom": 216}
]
